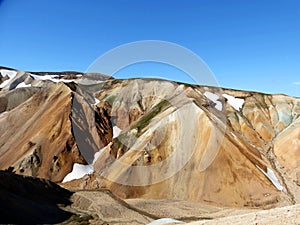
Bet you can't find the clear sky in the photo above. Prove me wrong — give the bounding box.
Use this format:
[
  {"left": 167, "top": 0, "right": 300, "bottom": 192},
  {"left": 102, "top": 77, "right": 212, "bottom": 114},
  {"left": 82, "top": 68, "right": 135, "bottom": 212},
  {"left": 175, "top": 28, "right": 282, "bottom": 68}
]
[{"left": 0, "top": 0, "right": 299, "bottom": 96}]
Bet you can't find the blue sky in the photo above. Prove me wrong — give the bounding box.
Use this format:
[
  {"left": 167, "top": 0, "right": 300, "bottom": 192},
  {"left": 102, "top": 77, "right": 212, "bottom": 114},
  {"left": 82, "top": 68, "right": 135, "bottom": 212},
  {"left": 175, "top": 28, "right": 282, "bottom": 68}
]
[{"left": 0, "top": 0, "right": 299, "bottom": 96}]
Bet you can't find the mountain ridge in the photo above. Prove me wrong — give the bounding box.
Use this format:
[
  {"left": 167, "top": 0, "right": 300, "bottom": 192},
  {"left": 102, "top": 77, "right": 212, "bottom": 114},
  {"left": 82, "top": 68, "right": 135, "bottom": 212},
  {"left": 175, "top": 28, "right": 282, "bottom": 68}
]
[{"left": 0, "top": 66, "right": 300, "bottom": 224}]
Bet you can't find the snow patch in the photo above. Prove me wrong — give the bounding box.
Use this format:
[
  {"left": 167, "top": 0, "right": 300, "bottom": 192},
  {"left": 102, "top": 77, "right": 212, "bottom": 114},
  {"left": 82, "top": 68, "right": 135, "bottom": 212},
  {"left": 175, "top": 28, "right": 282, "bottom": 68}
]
[
  {"left": 256, "top": 165, "right": 284, "bottom": 191},
  {"left": 58, "top": 78, "right": 76, "bottom": 83},
  {"left": 30, "top": 74, "right": 75, "bottom": 83},
  {"left": 147, "top": 218, "right": 184, "bottom": 225},
  {"left": 94, "top": 97, "right": 100, "bottom": 105},
  {"left": 93, "top": 143, "right": 111, "bottom": 164},
  {"left": 204, "top": 91, "right": 222, "bottom": 111},
  {"left": 0, "top": 69, "right": 17, "bottom": 78},
  {"left": 16, "top": 82, "right": 31, "bottom": 88},
  {"left": 0, "top": 69, "right": 18, "bottom": 88},
  {"left": 62, "top": 163, "right": 94, "bottom": 183},
  {"left": 30, "top": 74, "right": 56, "bottom": 81},
  {"left": 222, "top": 94, "right": 244, "bottom": 111},
  {"left": 63, "top": 143, "right": 112, "bottom": 183},
  {"left": 113, "top": 126, "right": 122, "bottom": 138},
  {"left": 0, "top": 79, "right": 12, "bottom": 88}
]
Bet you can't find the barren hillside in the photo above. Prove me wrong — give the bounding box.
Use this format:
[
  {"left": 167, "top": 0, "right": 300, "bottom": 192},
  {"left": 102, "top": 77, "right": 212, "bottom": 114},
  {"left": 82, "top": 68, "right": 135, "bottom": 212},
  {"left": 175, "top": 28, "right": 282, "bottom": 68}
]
[{"left": 0, "top": 66, "right": 299, "bottom": 224}]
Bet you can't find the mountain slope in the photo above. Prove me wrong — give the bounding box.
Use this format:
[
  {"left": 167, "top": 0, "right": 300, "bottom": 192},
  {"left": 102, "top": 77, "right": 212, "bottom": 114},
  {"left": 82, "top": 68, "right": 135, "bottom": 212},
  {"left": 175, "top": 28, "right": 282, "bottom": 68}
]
[
  {"left": 73, "top": 79, "right": 300, "bottom": 207},
  {"left": 0, "top": 67, "right": 299, "bottom": 210}
]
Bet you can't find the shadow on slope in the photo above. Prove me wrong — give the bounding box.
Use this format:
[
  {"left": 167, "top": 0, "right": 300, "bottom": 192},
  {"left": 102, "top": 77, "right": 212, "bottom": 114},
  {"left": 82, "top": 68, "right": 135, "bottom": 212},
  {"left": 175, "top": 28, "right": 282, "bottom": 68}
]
[{"left": 0, "top": 170, "right": 73, "bottom": 224}]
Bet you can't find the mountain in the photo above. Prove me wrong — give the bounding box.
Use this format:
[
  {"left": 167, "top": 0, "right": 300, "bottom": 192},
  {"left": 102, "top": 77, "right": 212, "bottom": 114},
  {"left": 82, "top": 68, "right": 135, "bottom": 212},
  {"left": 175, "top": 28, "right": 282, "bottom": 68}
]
[{"left": 0, "top": 66, "right": 299, "bottom": 224}]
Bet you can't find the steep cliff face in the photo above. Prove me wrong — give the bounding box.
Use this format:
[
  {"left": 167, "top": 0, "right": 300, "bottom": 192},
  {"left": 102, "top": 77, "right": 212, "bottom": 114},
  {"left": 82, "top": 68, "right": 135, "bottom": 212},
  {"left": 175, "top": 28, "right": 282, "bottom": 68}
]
[
  {"left": 0, "top": 67, "right": 112, "bottom": 182},
  {"left": 0, "top": 67, "right": 300, "bottom": 209}
]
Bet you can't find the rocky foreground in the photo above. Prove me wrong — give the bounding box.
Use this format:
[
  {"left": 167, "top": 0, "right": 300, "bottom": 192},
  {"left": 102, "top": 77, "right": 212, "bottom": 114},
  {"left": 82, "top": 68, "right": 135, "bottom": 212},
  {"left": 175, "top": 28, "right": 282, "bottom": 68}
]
[
  {"left": 1, "top": 170, "right": 299, "bottom": 224},
  {"left": 0, "top": 66, "right": 300, "bottom": 224}
]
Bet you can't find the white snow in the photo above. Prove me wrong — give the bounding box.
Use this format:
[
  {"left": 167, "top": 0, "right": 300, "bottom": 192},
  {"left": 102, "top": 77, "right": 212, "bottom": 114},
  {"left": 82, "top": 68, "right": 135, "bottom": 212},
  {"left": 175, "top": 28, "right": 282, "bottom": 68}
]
[
  {"left": 204, "top": 91, "right": 223, "bottom": 111},
  {"left": 113, "top": 126, "right": 122, "bottom": 138},
  {"left": 62, "top": 143, "right": 111, "bottom": 183},
  {"left": 62, "top": 163, "right": 94, "bottom": 183},
  {"left": 256, "top": 165, "right": 284, "bottom": 191},
  {"left": 30, "top": 74, "right": 75, "bottom": 83},
  {"left": 16, "top": 82, "right": 31, "bottom": 88},
  {"left": 0, "top": 79, "right": 12, "bottom": 88},
  {"left": 147, "top": 218, "right": 184, "bottom": 225},
  {"left": 59, "top": 78, "right": 76, "bottom": 83},
  {"left": 0, "top": 69, "right": 17, "bottom": 88},
  {"left": 222, "top": 94, "right": 244, "bottom": 111},
  {"left": 93, "top": 143, "right": 111, "bottom": 164},
  {"left": 0, "top": 69, "right": 17, "bottom": 78},
  {"left": 1, "top": 71, "right": 78, "bottom": 89},
  {"left": 94, "top": 97, "right": 100, "bottom": 105},
  {"left": 30, "top": 74, "right": 55, "bottom": 81}
]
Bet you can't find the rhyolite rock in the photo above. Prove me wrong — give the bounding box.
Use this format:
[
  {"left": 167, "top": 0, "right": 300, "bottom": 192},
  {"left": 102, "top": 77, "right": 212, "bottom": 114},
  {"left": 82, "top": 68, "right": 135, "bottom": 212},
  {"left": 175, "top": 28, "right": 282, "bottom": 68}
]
[{"left": 0, "top": 66, "right": 299, "bottom": 210}]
